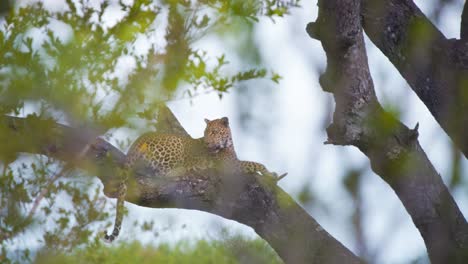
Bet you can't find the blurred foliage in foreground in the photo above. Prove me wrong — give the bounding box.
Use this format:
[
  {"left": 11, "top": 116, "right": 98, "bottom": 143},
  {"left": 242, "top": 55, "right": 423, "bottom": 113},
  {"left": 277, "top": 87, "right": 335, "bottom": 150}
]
[
  {"left": 35, "top": 236, "right": 283, "bottom": 264},
  {"left": 0, "top": 0, "right": 299, "bottom": 262}
]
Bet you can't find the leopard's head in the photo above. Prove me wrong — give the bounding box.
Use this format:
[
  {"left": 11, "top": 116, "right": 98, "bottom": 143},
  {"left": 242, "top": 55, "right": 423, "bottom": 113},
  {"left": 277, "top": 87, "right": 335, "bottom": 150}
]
[{"left": 203, "top": 117, "right": 233, "bottom": 153}]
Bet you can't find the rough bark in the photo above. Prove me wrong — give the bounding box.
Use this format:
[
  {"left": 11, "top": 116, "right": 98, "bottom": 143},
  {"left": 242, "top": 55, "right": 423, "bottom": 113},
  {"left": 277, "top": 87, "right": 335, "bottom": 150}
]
[
  {"left": 361, "top": 0, "right": 468, "bottom": 158},
  {"left": 306, "top": 0, "right": 468, "bottom": 263},
  {"left": 462, "top": 0, "right": 468, "bottom": 40},
  {"left": 0, "top": 113, "right": 361, "bottom": 264}
]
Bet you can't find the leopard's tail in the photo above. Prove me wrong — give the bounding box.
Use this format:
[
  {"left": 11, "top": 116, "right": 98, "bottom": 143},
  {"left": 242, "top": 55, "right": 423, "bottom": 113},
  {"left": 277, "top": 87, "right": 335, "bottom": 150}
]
[{"left": 104, "top": 182, "right": 127, "bottom": 242}]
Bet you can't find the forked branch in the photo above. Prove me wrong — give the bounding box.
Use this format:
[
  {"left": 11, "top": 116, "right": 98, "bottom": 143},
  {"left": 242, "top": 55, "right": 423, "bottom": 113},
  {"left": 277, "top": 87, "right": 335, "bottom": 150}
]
[
  {"left": 361, "top": 0, "right": 468, "bottom": 158},
  {"left": 307, "top": 0, "right": 468, "bottom": 263}
]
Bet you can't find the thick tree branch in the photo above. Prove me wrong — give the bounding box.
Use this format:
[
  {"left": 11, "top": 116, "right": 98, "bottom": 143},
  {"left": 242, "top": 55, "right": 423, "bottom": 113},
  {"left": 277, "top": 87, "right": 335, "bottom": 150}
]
[
  {"left": 461, "top": 1, "right": 468, "bottom": 40},
  {"left": 307, "top": 0, "right": 468, "bottom": 263},
  {"left": 361, "top": 0, "right": 468, "bottom": 158},
  {"left": 0, "top": 114, "right": 361, "bottom": 264}
]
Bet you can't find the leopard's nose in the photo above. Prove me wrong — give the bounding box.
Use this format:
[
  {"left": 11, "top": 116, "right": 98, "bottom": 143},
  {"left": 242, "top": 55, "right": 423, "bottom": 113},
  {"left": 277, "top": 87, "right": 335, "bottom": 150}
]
[{"left": 207, "top": 143, "right": 218, "bottom": 150}]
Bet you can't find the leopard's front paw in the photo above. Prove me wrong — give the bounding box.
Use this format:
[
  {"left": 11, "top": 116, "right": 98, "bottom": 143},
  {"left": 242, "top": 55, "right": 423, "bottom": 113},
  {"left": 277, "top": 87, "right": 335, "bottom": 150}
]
[
  {"left": 166, "top": 167, "right": 188, "bottom": 178},
  {"left": 263, "top": 171, "right": 288, "bottom": 182}
]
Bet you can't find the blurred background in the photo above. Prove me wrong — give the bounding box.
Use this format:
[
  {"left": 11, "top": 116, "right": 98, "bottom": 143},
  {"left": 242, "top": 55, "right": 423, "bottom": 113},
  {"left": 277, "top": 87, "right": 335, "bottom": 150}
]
[{"left": 1, "top": 0, "right": 467, "bottom": 263}]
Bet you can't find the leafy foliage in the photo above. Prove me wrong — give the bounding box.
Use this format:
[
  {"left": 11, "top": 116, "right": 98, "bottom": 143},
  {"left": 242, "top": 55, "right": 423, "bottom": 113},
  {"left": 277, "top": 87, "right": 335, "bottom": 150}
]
[
  {"left": 0, "top": 0, "right": 295, "bottom": 127},
  {"left": 34, "top": 236, "right": 283, "bottom": 264},
  {"left": 0, "top": 0, "right": 299, "bottom": 262}
]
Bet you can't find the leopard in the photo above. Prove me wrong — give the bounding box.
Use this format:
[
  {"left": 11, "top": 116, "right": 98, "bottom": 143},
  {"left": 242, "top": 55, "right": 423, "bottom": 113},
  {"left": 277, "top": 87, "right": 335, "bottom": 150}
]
[
  {"left": 103, "top": 134, "right": 209, "bottom": 243},
  {"left": 103, "top": 117, "right": 286, "bottom": 242},
  {"left": 202, "top": 117, "right": 287, "bottom": 180}
]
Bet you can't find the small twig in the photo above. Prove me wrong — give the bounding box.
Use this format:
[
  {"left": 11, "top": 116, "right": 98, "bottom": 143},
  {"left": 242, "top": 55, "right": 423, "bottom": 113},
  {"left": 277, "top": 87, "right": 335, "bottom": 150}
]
[
  {"left": 164, "top": 88, "right": 218, "bottom": 102},
  {"left": 26, "top": 166, "right": 70, "bottom": 220},
  {"left": 25, "top": 143, "right": 93, "bottom": 221}
]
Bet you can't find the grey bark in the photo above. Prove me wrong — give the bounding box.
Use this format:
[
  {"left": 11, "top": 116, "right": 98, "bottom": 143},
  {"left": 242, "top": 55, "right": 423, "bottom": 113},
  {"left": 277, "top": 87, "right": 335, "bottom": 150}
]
[
  {"left": 462, "top": 0, "right": 468, "bottom": 40},
  {"left": 306, "top": 0, "right": 468, "bottom": 263},
  {"left": 361, "top": 0, "right": 468, "bottom": 158}
]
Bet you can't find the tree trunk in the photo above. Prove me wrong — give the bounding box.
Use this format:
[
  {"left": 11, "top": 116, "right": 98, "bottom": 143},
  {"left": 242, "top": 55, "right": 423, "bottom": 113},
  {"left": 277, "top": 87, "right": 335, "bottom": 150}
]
[{"left": 306, "top": 0, "right": 468, "bottom": 263}]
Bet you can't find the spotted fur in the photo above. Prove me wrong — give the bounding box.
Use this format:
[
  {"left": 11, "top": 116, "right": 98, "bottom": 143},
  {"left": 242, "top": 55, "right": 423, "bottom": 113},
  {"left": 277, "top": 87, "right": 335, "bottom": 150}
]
[
  {"left": 104, "top": 117, "right": 286, "bottom": 242},
  {"left": 103, "top": 182, "right": 126, "bottom": 242}
]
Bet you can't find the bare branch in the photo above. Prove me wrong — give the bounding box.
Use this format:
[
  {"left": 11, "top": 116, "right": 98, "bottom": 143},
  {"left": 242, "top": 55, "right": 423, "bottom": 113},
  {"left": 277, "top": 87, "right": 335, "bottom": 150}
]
[
  {"left": 462, "top": 1, "right": 468, "bottom": 40},
  {"left": 307, "top": 0, "right": 468, "bottom": 263},
  {"left": 155, "top": 104, "right": 190, "bottom": 137},
  {"left": 361, "top": 0, "right": 468, "bottom": 158}
]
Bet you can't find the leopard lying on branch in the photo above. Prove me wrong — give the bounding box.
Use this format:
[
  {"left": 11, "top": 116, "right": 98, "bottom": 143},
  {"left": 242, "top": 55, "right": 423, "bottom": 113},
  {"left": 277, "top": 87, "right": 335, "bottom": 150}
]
[{"left": 103, "top": 117, "right": 287, "bottom": 242}]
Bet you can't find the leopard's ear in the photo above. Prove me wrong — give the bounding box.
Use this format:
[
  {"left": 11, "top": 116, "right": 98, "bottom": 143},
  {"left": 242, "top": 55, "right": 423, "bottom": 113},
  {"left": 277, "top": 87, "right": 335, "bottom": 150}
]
[
  {"left": 204, "top": 118, "right": 210, "bottom": 124},
  {"left": 221, "top": 117, "right": 229, "bottom": 126}
]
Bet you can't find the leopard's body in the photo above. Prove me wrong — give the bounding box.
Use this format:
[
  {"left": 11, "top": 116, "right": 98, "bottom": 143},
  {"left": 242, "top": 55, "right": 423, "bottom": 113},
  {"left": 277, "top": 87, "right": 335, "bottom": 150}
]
[
  {"left": 103, "top": 117, "right": 286, "bottom": 242},
  {"left": 125, "top": 133, "right": 212, "bottom": 176}
]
